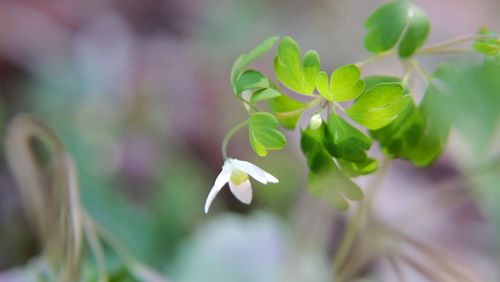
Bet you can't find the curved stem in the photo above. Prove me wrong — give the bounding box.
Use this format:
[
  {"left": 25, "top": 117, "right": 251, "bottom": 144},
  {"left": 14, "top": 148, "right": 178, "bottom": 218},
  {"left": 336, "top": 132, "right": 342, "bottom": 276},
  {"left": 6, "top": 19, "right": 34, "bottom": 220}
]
[
  {"left": 356, "top": 51, "right": 394, "bottom": 68},
  {"left": 83, "top": 213, "right": 108, "bottom": 282},
  {"left": 418, "top": 34, "right": 495, "bottom": 54},
  {"left": 333, "top": 157, "right": 390, "bottom": 279},
  {"left": 409, "top": 59, "right": 431, "bottom": 82},
  {"left": 417, "top": 48, "right": 474, "bottom": 55},
  {"left": 333, "top": 203, "right": 365, "bottom": 279},
  {"left": 221, "top": 120, "right": 249, "bottom": 159},
  {"left": 237, "top": 96, "right": 261, "bottom": 112}
]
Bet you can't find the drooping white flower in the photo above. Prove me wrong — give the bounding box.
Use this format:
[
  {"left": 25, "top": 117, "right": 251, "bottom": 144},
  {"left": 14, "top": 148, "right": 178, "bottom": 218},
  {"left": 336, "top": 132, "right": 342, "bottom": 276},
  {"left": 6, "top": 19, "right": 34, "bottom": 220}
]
[{"left": 204, "top": 158, "right": 279, "bottom": 213}]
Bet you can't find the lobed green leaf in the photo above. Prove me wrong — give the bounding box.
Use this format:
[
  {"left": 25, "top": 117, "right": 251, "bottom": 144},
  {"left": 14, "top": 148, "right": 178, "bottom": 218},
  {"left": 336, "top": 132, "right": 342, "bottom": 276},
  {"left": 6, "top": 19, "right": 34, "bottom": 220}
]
[
  {"left": 275, "top": 37, "right": 321, "bottom": 95},
  {"left": 364, "top": 0, "right": 430, "bottom": 58},
  {"left": 346, "top": 82, "right": 412, "bottom": 130},
  {"left": 231, "top": 36, "right": 279, "bottom": 95},
  {"left": 268, "top": 94, "right": 307, "bottom": 129},
  {"left": 249, "top": 112, "right": 287, "bottom": 156}
]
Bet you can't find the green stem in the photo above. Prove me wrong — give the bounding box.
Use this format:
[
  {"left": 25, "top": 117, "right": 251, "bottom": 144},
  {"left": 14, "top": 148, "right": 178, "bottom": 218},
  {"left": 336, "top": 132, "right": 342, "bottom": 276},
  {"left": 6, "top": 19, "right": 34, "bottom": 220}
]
[
  {"left": 333, "top": 203, "right": 365, "bottom": 279},
  {"left": 83, "top": 213, "right": 108, "bottom": 282},
  {"left": 409, "top": 59, "right": 431, "bottom": 82},
  {"left": 417, "top": 48, "right": 474, "bottom": 55},
  {"left": 356, "top": 51, "right": 394, "bottom": 68},
  {"left": 221, "top": 120, "right": 250, "bottom": 159},
  {"left": 237, "top": 96, "right": 261, "bottom": 112},
  {"left": 418, "top": 34, "right": 495, "bottom": 53},
  {"left": 333, "top": 101, "right": 346, "bottom": 112},
  {"left": 333, "top": 157, "right": 390, "bottom": 279}
]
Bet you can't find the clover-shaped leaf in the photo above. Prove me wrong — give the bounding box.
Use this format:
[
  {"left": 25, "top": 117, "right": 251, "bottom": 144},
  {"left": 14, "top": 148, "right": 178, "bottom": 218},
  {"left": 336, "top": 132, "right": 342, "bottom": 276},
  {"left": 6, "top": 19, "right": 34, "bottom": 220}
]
[
  {"left": 301, "top": 126, "right": 364, "bottom": 210},
  {"left": 231, "top": 36, "right": 279, "bottom": 95},
  {"left": 473, "top": 29, "right": 500, "bottom": 56},
  {"left": 234, "top": 70, "right": 270, "bottom": 95},
  {"left": 327, "top": 113, "right": 372, "bottom": 163},
  {"left": 274, "top": 37, "right": 320, "bottom": 95},
  {"left": 249, "top": 112, "right": 287, "bottom": 156},
  {"left": 337, "top": 158, "right": 378, "bottom": 177},
  {"left": 250, "top": 88, "right": 282, "bottom": 104},
  {"left": 364, "top": 0, "right": 430, "bottom": 58},
  {"left": 307, "top": 164, "right": 364, "bottom": 211},
  {"left": 268, "top": 94, "right": 307, "bottom": 129},
  {"left": 346, "top": 82, "right": 412, "bottom": 130},
  {"left": 316, "top": 64, "right": 365, "bottom": 102},
  {"left": 473, "top": 38, "right": 500, "bottom": 56}
]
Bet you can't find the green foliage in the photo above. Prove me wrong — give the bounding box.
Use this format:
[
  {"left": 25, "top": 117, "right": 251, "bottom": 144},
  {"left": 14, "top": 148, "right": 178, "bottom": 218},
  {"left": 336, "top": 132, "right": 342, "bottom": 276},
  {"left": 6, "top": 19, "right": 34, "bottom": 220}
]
[
  {"left": 308, "top": 167, "right": 364, "bottom": 211},
  {"left": 222, "top": 2, "right": 500, "bottom": 213},
  {"left": 327, "top": 113, "right": 372, "bottom": 163},
  {"left": 473, "top": 29, "right": 500, "bottom": 56},
  {"left": 346, "top": 82, "right": 412, "bottom": 130},
  {"left": 316, "top": 64, "right": 365, "bottom": 102},
  {"left": 367, "top": 72, "right": 453, "bottom": 167},
  {"left": 234, "top": 70, "right": 270, "bottom": 95},
  {"left": 268, "top": 94, "right": 307, "bottom": 129},
  {"left": 248, "top": 112, "right": 287, "bottom": 156},
  {"left": 274, "top": 37, "right": 321, "bottom": 95},
  {"left": 249, "top": 87, "right": 282, "bottom": 104},
  {"left": 425, "top": 60, "right": 500, "bottom": 151},
  {"left": 364, "top": 0, "right": 430, "bottom": 57},
  {"left": 300, "top": 125, "right": 364, "bottom": 210},
  {"left": 474, "top": 39, "right": 500, "bottom": 56},
  {"left": 231, "top": 36, "right": 279, "bottom": 95}
]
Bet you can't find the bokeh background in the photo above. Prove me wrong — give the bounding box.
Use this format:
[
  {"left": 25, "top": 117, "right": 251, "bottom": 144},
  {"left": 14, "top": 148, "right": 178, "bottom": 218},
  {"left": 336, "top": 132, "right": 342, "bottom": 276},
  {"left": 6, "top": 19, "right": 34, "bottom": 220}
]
[{"left": 0, "top": 0, "right": 499, "bottom": 281}]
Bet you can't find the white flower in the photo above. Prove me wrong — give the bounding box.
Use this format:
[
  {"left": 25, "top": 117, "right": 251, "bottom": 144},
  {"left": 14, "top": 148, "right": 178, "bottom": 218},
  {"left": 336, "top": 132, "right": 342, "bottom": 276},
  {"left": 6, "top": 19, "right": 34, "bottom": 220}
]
[{"left": 204, "top": 158, "right": 279, "bottom": 213}]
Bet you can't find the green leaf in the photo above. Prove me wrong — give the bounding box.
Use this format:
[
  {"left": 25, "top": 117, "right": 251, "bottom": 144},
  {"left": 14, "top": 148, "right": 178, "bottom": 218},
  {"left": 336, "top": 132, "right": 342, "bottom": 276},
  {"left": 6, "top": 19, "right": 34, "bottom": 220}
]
[
  {"left": 326, "top": 113, "right": 372, "bottom": 162},
  {"left": 330, "top": 64, "right": 365, "bottom": 102},
  {"left": 364, "top": 0, "right": 430, "bottom": 58},
  {"left": 473, "top": 39, "right": 500, "bottom": 56},
  {"left": 370, "top": 103, "right": 425, "bottom": 159},
  {"left": 248, "top": 112, "right": 287, "bottom": 156},
  {"left": 364, "top": 75, "right": 408, "bottom": 93},
  {"left": 316, "top": 71, "right": 330, "bottom": 99},
  {"left": 250, "top": 88, "right": 282, "bottom": 104},
  {"left": 409, "top": 86, "right": 451, "bottom": 167},
  {"left": 268, "top": 94, "right": 306, "bottom": 129},
  {"left": 300, "top": 124, "right": 366, "bottom": 210},
  {"left": 346, "top": 82, "right": 412, "bottom": 130},
  {"left": 234, "top": 70, "right": 270, "bottom": 95},
  {"left": 368, "top": 77, "right": 451, "bottom": 167},
  {"left": 337, "top": 158, "right": 378, "bottom": 177},
  {"left": 275, "top": 37, "right": 321, "bottom": 95},
  {"left": 308, "top": 165, "right": 364, "bottom": 211},
  {"left": 231, "top": 36, "right": 279, "bottom": 94},
  {"left": 316, "top": 64, "right": 365, "bottom": 102}
]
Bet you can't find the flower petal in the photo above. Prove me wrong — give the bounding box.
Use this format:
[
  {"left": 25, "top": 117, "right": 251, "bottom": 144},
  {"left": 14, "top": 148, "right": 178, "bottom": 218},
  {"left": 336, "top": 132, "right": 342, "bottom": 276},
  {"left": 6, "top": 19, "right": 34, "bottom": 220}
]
[
  {"left": 230, "top": 159, "right": 279, "bottom": 184},
  {"left": 204, "top": 162, "right": 232, "bottom": 213},
  {"left": 228, "top": 179, "right": 252, "bottom": 204}
]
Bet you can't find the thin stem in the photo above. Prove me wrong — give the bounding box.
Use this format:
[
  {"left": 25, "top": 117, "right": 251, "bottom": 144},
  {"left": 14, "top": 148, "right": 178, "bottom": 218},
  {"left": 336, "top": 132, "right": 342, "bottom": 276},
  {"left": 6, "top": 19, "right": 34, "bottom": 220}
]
[
  {"left": 333, "top": 204, "right": 364, "bottom": 280},
  {"left": 93, "top": 219, "right": 169, "bottom": 282},
  {"left": 409, "top": 59, "right": 431, "bottom": 82},
  {"left": 418, "top": 48, "right": 474, "bottom": 55},
  {"left": 401, "top": 61, "right": 414, "bottom": 86},
  {"left": 333, "top": 157, "right": 390, "bottom": 278},
  {"left": 83, "top": 213, "right": 108, "bottom": 282},
  {"left": 221, "top": 120, "right": 249, "bottom": 159},
  {"left": 387, "top": 254, "right": 406, "bottom": 282},
  {"left": 333, "top": 101, "right": 346, "bottom": 112},
  {"left": 395, "top": 252, "right": 446, "bottom": 281},
  {"left": 356, "top": 51, "right": 394, "bottom": 68},
  {"left": 419, "top": 34, "right": 494, "bottom": 53},
  {"left": 237, "top": 96, "right": 261, "bottom": 112},
  {"left": 365, "top": 157, "right": 390, "bottom": 215}
]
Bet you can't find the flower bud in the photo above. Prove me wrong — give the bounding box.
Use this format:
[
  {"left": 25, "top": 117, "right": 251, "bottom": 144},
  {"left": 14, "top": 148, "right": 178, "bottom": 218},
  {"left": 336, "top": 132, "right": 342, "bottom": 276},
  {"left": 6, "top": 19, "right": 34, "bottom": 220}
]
[{"left": 309, "top": 114, "right": 322, "bottom": 130}]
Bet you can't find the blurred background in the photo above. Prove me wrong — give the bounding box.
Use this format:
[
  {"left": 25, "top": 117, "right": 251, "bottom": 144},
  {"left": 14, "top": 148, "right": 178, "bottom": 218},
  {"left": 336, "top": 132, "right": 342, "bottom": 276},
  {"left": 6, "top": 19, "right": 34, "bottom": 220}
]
[{"left": 0, "top": 0, "right": 499, "bottom": 281}]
